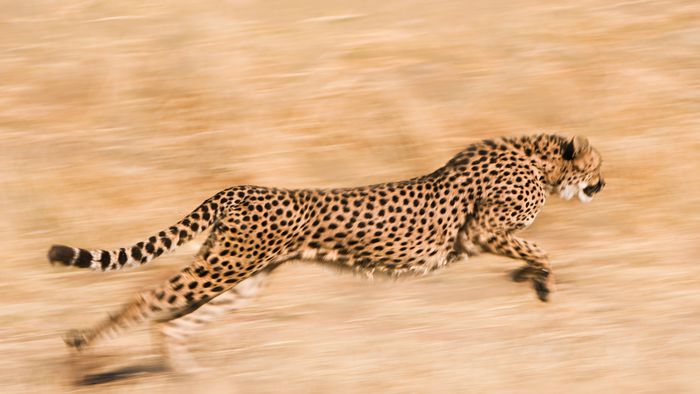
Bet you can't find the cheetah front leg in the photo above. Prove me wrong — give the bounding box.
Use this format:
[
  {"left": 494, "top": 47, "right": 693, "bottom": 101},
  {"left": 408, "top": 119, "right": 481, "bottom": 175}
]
[
  {"left": 473, "top": 232, "right": 554, "bottom": 301},
  {"left": 465, "top": 201, "right": 554, "bottom": 301}
]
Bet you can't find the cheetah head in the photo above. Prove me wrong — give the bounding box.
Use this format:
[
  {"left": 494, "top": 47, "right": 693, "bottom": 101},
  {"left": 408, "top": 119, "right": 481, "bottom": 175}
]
[{"left": 557, "top": 136, "right": 605, "bottom": 203}]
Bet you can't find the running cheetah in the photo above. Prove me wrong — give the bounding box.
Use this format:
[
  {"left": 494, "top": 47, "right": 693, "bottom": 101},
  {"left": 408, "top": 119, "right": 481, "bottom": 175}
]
[{"left": 49, "top": 134, "right": 605, "bottom": 369}]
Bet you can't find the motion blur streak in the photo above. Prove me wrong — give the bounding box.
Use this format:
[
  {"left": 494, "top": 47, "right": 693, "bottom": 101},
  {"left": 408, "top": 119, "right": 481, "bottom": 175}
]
[{"left": 0, "top": 0, "right": 698, "bottom": 392}]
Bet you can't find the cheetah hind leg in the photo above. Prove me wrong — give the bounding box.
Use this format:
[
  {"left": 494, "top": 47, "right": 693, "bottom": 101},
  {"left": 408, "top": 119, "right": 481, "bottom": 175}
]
[
  {"left": 155, "top": 264, "right": 279, "bottom": 374},
  {"left": 63, "top": 253, "right": 273, "bottom": 352}
]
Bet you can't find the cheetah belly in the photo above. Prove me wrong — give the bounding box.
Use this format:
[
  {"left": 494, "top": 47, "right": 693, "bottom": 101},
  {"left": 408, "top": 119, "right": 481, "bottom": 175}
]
[{"left": 298, "top": 242, "right": 458, "bottom": 278}]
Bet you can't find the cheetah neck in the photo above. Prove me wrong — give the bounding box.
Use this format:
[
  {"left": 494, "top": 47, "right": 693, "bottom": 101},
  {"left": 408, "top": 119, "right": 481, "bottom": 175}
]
[
  {"left": 441, "top": 134, "right": 569, "bottom": 197},
  {"left": 506, "top": 134, "right": 569, "bottom": 189}
]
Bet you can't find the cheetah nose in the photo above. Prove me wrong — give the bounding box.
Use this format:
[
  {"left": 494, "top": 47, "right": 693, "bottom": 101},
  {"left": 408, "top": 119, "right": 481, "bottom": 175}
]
[{"left": 583, "top": 180, "right": 604, "bottom": 196}]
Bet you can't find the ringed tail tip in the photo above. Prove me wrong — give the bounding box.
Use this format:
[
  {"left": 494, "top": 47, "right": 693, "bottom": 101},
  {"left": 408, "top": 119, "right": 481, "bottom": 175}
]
[
  {"left": 48, "top": 245, "right": 93, "bottom": 268},
  {"left": 48, "top": 245, "right": 74, "bottom": 266}
]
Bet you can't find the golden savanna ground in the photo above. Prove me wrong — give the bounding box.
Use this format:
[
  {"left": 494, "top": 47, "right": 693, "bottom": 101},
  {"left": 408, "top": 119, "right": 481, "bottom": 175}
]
[{"left": 1, "top": 0, "right": 699, "bottom": 392}]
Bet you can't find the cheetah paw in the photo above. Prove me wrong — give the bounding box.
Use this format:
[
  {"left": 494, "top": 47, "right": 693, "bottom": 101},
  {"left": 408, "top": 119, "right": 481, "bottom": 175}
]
[
  {"left": 63, "top": 329, "right": 88, "bottom": 350},
  {"left": 533, "top": 272, "right": 555, "bottom": 302},
  {"left": 510, "top": 266, "right": 533, "bottom": 282}
]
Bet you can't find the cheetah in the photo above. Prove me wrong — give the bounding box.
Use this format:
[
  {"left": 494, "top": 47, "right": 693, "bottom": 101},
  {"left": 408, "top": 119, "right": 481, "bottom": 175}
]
[{"left": 48, "top": 134, "right": 605, "bottom": 370}]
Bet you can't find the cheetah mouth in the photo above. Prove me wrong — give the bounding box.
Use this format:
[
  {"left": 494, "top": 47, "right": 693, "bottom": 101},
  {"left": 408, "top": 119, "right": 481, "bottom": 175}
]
[
  {"left": 582, "top": 188, "right": 596, "bottom": 198},
  {"left": 578, "top": 188, "right": 594, "bottom": 203},
  {"left": 559, "top": 182, "right": 595, "bottom": 203}
]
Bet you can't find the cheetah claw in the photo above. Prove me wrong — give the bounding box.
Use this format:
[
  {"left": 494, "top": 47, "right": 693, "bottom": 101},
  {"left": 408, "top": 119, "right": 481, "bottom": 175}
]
[
  {"left": 64, "top": 329, "right": 88, "bottom": 350},
  {"left": 533, "top": 280, "right": 550, "bottom": 302}
]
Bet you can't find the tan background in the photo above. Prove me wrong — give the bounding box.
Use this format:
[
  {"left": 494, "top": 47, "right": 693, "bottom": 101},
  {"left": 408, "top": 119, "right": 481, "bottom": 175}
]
[{"left": 1, "top": 0, "right": 699, "bottom": 393}]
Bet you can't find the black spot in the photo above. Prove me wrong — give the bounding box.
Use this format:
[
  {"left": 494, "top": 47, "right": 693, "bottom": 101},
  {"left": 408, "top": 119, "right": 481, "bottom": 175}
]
[
  {"left": 75, "top": 249, "right": 93, "bottom": 268},
  {"left": 100, "top": 251, "right": 111, "bottom": 270},
  {"left": 131, "top": 246, "right": 142, "bottom": 262},
  {"left": 118, "top": 249, "right": 127, "bottom": 265}
]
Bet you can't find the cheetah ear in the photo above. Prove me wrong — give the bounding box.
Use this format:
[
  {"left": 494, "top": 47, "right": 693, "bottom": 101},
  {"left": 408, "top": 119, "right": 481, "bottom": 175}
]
[{"left": 563, "top": 136, "right": 590, "bottom": 160}]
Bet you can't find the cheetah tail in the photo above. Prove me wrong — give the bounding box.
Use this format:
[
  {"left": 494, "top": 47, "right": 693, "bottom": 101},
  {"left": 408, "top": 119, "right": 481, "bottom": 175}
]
[{"left": 47, "top": 196, "right": 224, "bottom": 271}]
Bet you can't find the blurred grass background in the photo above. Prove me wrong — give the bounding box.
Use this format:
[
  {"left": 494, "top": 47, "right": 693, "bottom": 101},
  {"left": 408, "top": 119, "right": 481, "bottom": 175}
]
[{"left": 1, "top": 0, "right": 699, "bottom": 392}]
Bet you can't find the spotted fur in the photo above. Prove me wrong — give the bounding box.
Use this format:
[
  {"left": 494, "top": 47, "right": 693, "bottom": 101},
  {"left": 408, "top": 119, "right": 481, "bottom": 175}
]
[{"left": 50, "top": 134, "right": 605, "bottom": 358}]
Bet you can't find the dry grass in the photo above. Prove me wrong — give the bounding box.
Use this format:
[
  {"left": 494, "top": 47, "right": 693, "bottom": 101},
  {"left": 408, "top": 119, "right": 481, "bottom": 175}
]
[{"left": 1, "top": 0, "right": 699, "bottom": 393}]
